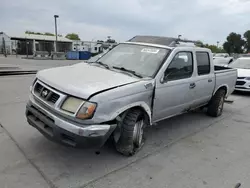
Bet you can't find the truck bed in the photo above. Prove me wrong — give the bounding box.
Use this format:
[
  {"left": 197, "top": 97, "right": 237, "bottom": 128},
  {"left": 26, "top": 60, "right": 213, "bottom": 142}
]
[
  {"left": 214, "top": 65, "right": 233, "bottom": 71},
  {"left": 214, "top": 66, "right": 237, "bottom": 97}
]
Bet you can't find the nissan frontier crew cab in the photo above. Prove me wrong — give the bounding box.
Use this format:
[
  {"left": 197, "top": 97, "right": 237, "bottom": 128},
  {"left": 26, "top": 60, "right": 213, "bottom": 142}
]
[{"left": 26, "top": 36, "right": 237, "bottom": 156}]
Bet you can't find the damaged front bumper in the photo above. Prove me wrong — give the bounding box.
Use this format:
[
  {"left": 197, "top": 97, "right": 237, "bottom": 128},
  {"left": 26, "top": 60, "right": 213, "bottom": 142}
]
[{"left": 25, "top": 99, "right": 116, "bottom": 148}]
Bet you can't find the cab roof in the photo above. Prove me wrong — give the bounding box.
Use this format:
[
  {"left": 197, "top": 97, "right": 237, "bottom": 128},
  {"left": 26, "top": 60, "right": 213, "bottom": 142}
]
[{"left": 125, "top": 35, "right": 207, "bottom": 51}]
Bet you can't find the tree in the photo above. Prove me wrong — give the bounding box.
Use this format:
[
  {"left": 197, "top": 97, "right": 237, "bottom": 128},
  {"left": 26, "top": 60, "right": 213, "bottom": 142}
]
[
  {"left": 223, "top": 32, "right": 245, "bottom": 54},
  {"left": 44, "top": 32, "right": 55, "bottom": 36},
  {"left": 244, "top": 30, "right": 250, "bottom": 53},
  {"left": 25, "top": 31, "right": 43, "bottom": 35},
  {"left": 65, "top": 33, "right": 80, "bottom": 40},
  {"left": 25, "top": 31, "right": 62, "bottom": 37},
  {"left": 204, "top": 44, "right": 225, "bottom": 53},
  {"left": 196, "top": 41, "right": 225, "bottom": 53}
]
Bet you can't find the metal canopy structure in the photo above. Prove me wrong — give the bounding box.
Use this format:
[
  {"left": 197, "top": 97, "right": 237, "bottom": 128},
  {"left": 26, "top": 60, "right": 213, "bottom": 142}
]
[{"left": 128, "top": 35, "right": 199, "bottom": 47}]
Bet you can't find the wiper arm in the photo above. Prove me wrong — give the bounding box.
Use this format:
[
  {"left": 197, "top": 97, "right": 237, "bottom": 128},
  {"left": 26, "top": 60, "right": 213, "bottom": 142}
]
[
  {"left": 92, "top": 61, "right": 110, "bottom": 69},
  {"left": 112, "top": 66, "right": 143, "bottom": 78}
]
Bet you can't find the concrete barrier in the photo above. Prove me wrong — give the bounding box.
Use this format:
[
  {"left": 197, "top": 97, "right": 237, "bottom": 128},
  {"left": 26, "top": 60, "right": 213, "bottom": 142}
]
[
  {"left": 34, "top": 51, "right": 50, "bottom": 60},
  {"left": 51, "top": 52, "right": 66, "bottom": 60}
]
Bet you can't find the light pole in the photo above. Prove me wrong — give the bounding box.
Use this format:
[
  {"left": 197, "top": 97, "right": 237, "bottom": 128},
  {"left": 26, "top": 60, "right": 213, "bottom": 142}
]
[{"left": 54, "top": 15, "right": 59, "bottom": 52}]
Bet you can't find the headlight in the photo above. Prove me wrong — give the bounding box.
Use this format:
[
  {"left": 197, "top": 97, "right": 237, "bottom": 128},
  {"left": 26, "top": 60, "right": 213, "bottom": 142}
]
[
  {"left": 61, "top": 97, "right": 84, "bottom": 113},
  {"left": 246, "top": 77, "right": 250, "bottom": 80},
  {"left": 61, "top": 97, "right": 97, "bottom": 119},
  {"left": 76, "top": 101, "right": 97, "bottom": 119}
]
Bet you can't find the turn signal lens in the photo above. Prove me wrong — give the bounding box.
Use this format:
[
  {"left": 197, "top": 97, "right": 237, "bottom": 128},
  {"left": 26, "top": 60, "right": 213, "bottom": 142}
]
[{"left": 76, "top": 101, "right": 97, "bottom": 119}]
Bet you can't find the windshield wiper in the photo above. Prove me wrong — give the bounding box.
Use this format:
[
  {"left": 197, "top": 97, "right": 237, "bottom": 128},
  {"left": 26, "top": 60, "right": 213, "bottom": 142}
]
[
  {"left": 112, "top": 66, "right": 143, "bottom": 78},
  {"left": 92, "top": 61, "right": 110, "bottom": 69}
]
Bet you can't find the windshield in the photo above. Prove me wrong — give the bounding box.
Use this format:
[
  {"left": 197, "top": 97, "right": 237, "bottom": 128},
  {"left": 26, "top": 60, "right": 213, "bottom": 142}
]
[
  {"left": 86, "top": 51, "right": 108, "bottom": 63},
  {"left": 229, "top": 58, "right": 250, "bottom": 69},
  {"left": 94, "top": 43, "right": 169, "bottom": 77}
]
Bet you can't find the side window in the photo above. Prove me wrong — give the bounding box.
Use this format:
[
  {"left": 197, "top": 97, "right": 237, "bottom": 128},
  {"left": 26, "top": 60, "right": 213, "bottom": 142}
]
[
  {"left": 164, "top": 52, "right": 193, "bottom": 81},
  {"left": 196, "top": 52, "right": 210, "bottom": 75}
]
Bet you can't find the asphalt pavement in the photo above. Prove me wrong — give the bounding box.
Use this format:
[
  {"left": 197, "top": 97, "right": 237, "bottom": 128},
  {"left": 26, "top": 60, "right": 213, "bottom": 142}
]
[{"left": 0, "top": 57, "right": 250, "bottom": 188}]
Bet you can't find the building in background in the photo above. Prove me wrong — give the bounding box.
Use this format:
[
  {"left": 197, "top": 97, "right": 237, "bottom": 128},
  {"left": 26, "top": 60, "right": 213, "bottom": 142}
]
[
  {"left": 0, "top": 32, "right": 118, "bottom": 58},
  {"left": 0, "top": 32, "right": 72, "bottom": 55},
  {"left": 0, "top": 32, "right": 12, "bottom": 55},
  {"left": 72, "top": 40, "right": 103, "bottom": 55},
  {"left": 72, "top": 40, "right": 118, "bottom": 56}
]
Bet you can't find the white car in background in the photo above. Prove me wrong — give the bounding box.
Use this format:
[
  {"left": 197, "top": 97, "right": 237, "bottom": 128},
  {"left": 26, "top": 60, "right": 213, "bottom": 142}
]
[
  {"left": 230, "top": 57, "right": 250, "bottom": 92},
  {"left": 213, "top": 53, "right": 234, "bottom": 66}
]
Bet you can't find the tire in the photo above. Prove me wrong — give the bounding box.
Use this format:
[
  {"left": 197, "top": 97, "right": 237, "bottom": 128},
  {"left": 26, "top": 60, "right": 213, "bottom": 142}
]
[
  {"left": 207, "top": 89, "right": 226, "bottom": 117},
  {"left": 114, "top": 109, "right": 145, "bottom": 156}
]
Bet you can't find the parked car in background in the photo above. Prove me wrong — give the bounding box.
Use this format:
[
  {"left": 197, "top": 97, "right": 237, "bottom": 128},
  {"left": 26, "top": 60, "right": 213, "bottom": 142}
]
[
  {"left": 25, "top": 36, "right": 237, "bottom": 156},
  {"left": 229, "top": 57, "right": 250, "bottom": 92},
  {"left": 213, "top": 53, "right": 234, "bottom": 66}
]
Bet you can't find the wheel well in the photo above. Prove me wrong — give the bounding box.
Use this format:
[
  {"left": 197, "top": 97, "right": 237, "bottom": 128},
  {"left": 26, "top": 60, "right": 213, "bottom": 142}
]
[
  {"left": 216, "top": 86, "right": 227, "bottom": 95},
  {"left": 113, "top": 106, "right": 150, "bottom": 127},
  {"left": 128, "top": 106, "right": 151, "bottom": 126},
  {"left": 103, "top": 106, "right": 151, "bottom": 126}
]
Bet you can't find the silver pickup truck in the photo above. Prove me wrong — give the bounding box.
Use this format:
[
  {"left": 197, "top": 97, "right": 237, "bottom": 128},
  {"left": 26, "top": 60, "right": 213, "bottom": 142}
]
[{"left": 26, "top": 36, "right": 237, "bottom": 156}]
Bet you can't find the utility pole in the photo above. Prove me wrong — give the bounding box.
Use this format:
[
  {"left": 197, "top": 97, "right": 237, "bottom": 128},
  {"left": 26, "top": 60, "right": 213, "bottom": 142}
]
[{"left": 54, "top": 15, "right": 59, "bottom": 52}]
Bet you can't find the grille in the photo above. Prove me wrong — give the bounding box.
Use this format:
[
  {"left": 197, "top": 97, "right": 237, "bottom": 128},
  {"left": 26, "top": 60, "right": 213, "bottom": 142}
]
[
  {"left": 34, "top": 82, "right": 60, "bottom": 104},
  {"left": 35, "top": 83, "right": 43, "bottom": 93},
  {"left": 237, "top": 77, "right": 246, "bottom": 79},
  {"left": 48, "top": 93, "right": 60, "bottom": 103},
  {"left": 236, "top": 81, "right": 246, "bottom": 86}
]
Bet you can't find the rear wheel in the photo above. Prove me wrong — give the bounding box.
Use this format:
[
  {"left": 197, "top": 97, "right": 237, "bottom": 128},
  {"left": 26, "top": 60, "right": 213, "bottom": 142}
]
[
  {"left": 207, "top": 89, "right": 226, "bottom": 117},
  {"left": 113, "top": 109, "right": 145, "bottom": 156}
]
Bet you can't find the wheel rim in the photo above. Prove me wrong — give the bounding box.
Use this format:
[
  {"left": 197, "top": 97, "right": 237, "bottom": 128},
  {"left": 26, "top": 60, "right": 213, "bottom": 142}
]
[
  {"left": 218, "top": 97, "right": 224, "bottom": 115},
  {"left": 133, "top": 120, "right": 144, "bottom": 147}
]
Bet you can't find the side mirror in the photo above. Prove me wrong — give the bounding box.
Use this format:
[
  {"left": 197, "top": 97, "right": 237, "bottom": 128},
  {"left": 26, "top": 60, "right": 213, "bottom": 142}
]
[{"left": 160, "top": 76, "right": 165, "bottom": 84}]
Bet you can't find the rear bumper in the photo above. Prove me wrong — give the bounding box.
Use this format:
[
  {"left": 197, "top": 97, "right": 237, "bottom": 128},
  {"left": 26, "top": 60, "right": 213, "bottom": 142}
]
[{"left": 26, "top": 101, "right": 116, "bottom": 148}]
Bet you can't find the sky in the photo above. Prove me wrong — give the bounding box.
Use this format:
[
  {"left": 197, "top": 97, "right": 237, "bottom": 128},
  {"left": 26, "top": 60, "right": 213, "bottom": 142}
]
[{"left": 1, "top": 0, "right": 250, "bottom": 45}]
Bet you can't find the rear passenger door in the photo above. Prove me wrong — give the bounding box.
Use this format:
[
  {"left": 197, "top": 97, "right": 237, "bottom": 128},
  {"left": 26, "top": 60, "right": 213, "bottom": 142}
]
[{"left": 192, "top": 52, "right": 214, "bottom": 107}]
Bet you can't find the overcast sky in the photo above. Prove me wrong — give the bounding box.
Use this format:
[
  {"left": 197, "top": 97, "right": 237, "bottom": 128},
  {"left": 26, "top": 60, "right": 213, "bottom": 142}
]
[{"left": 1, "top": 0, "right": 250, "bottom": 45}]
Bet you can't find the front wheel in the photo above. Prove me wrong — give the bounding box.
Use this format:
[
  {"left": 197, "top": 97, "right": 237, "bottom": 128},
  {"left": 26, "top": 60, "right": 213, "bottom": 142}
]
[
  {"left": 113, "top": 109, "right": 145, "bottom": 156},
  {"left": 207, "top": 89, "right": 226, "bottom": 117}
]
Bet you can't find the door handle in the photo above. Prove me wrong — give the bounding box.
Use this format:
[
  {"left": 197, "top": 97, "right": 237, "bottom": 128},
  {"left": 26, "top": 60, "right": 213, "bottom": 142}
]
[
  {"left": 189, "top": 83, "right": 196, "bottom": 89},
  {"left": 208, "top": 79, "right": 212, "bottom": 83}
]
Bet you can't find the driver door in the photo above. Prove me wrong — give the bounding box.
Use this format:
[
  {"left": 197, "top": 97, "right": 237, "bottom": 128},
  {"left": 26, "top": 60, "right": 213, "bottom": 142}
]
[{"left": 153, "top": 51, "right": 195, "bottom": 122}]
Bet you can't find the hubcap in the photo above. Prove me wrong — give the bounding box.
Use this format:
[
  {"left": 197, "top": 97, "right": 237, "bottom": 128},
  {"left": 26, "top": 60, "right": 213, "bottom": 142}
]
[{"left": 133, "top": 120, "right": 144, "bottom": 147}]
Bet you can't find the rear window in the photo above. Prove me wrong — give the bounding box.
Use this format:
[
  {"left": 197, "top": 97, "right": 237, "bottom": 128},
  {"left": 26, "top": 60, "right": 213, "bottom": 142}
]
[{"left": 196, "top": 52, "right": 210, "bottom": 75}]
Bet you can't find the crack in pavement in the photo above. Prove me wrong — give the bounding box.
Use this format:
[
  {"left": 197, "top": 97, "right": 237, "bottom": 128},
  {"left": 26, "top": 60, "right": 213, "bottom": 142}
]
[{"left": 0, "top": 121, "right": 57, "bottom": 188}]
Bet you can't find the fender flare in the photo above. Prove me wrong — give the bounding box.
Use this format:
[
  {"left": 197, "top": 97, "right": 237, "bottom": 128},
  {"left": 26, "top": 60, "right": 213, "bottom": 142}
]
[
  {"left": 213, "top": 84, "right": 229, "bottom": 97},
  {"left": 110, "top": 101, "right": 152, "bottom": 125}
]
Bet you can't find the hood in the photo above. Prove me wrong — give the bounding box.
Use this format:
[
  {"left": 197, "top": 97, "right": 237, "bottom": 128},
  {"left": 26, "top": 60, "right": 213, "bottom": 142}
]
[
  {"left": 37, "top": 63, "right": 140, "bottom": 99},
  {"left": 236, "top": 68, "right": 250, "bottom": 78}
]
